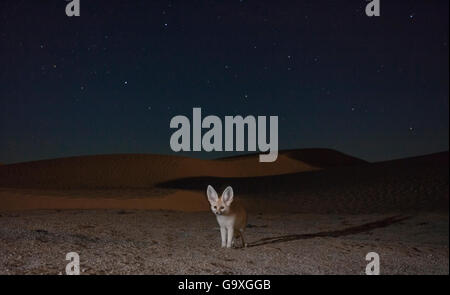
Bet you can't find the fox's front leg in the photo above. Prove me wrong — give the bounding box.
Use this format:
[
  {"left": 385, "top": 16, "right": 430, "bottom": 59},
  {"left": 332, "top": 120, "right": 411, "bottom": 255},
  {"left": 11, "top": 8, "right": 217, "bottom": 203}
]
[
  {"left": 220, "top": 226, "right": 227, "bottom": 248},
  {"left": 226, "top": 226, "right": 234, "bottom": 248}
]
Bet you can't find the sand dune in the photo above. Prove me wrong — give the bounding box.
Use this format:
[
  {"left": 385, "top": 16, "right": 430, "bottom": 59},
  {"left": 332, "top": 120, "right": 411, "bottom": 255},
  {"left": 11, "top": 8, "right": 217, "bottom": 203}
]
[
  {"left": 0, "top": 149, "right": 362, "bottom": 189},
  {"left": 220, "top": 148, "right": 367, "bottom": 167},
  {"left": 0, "top": 148, "right": 364, "bottom": 211},
  {"left": 0, "top": 150, "right": 447, "bottom": 214},
  {"left": 159, "top": 151, "right": 449, "bottom": 214}
]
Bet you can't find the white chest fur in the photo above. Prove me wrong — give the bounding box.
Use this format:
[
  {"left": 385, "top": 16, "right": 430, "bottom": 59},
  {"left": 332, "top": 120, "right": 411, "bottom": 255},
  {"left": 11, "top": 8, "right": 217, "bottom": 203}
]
[{"left": 216, "top": 214, "right": 235, "bottom": 228}]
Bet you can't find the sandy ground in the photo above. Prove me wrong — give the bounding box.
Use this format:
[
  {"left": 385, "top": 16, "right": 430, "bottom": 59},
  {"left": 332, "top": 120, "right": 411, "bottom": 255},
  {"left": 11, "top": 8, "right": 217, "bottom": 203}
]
[
  {"left": 0, "top": 150, "right": 447, "bottom": 274},
  {"left": 0, "top": 209, "right": 447, "bottom": 275}
]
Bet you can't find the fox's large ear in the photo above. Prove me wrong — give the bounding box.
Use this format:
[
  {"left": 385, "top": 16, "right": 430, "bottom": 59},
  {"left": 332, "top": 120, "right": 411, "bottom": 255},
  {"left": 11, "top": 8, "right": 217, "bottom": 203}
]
[
  {"left": 207, "top": 185, "right": 218, "bottom": 204},
  {"left": 222, "top": 186, "right": 234, "bottom": 206}
]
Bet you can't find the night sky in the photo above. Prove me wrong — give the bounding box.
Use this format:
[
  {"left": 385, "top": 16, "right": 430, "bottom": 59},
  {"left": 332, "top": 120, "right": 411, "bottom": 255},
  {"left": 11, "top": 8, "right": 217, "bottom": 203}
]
[{"left": 0, "top": 0, "right": 448, "bottom": 164}]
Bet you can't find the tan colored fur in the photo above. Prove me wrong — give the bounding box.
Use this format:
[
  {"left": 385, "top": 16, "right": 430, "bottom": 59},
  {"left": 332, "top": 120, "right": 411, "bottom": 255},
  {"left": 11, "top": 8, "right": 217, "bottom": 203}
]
[{"left": 207, "top": 185, "right": 247, "bottom": 248}]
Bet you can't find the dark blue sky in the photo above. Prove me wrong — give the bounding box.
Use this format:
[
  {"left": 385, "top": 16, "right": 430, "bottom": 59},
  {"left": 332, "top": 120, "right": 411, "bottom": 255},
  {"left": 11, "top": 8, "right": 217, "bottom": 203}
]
[{"left": 0, "top": 0, "right": 448, "bottom": 164}]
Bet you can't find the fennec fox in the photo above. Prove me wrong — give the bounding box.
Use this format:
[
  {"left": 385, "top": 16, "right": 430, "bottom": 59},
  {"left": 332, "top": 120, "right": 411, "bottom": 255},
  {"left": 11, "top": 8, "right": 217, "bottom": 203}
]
[{"left": 207, "top": 185, "right": 247, "bottom": 248}]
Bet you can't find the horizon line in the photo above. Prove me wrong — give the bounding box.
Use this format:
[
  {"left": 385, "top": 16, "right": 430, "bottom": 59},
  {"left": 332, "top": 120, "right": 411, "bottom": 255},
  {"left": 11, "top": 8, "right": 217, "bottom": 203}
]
[{"left": 0, "top": 148, "right": 448, "bottom": 166}]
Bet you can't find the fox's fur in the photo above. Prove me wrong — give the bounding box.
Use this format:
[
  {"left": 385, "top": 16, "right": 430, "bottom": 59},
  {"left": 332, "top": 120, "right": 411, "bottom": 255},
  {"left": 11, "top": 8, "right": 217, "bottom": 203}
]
[{"left": 207, "top": 185, "right": 247, "bottom": 248}]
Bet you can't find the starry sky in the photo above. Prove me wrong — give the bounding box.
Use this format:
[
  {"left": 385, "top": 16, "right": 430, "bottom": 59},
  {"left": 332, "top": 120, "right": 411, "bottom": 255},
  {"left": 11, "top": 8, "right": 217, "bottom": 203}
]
[{"left": 0, "top": 0, "right": 448, "bottom": 164}]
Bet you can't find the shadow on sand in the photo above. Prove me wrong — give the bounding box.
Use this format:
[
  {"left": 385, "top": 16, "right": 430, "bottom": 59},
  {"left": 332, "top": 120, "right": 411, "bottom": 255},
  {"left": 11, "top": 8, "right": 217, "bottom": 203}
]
[{"left": 246, "top": 215, "right": 410, "bottom": 248}]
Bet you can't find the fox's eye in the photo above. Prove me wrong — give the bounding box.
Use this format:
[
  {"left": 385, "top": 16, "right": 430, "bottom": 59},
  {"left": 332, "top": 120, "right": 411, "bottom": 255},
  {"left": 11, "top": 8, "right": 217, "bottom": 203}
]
[
  {"left": 220, "top": 206, "right": 224, "bottom": 210},
  {"left": 213, "top": 206, "right": 217, "bottom": 209}
]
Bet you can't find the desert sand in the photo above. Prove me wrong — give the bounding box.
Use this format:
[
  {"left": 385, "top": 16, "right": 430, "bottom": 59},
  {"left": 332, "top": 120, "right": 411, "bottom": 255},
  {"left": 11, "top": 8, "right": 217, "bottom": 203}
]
[{"left": 0, "top": 149, "right": 448, "bottom": 274}]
